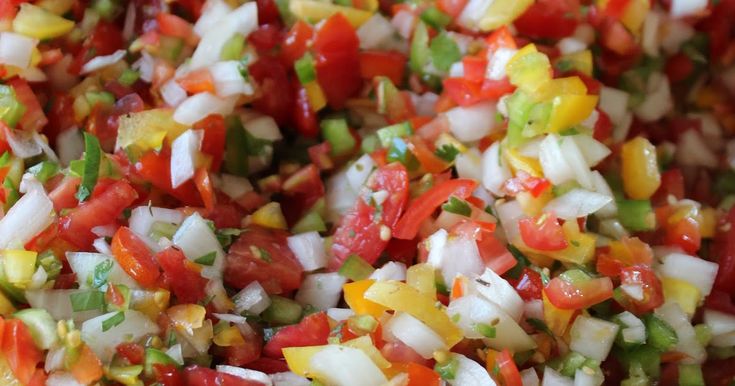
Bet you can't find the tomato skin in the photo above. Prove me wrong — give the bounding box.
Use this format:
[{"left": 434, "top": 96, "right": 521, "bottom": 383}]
[
  {"left": 248, "top": 24, "right": 284, "bottom": 54},
  {"left": 616, "top": 265, "right": 664, "bottom": 315},
  {"left": 359, "top": 51, "right": 407, "bottom": 86},
  {"left": 292, "top": 83, "right": 320, "bottom": 138},
  {"left": 59, "top": 180, "right": 138, "bottom": 249},
  {"left": 518, "top": 213, "right": 568, "bottom": 251},
  {"left": 281, "top": 21, "right": 314, "bottom": 66},
  {"left": 195, "top": 114, "right": 226, "bottom": 172},
  {"left": 156, "top": 246, "right": 207, "bottom": 303},
  {"left": 393, "top": 178, "right": 477, "bottom": 240},
  {"left": 111, "top": 227, "right": 161, "bottom": 287},
  {"left": 664, "top": 217, "right": 701, "bottom": 255},
  {"left": 313, "top": 13, "right": 362, "bottom": 109},
  {"left": 116, "top": 343, "right": 145, "bottom": 365},
  {"left": 183, "top": 365, "right": 263, "bottom": 386},
  {"left": 514, "top": 0, "right": 580, "bottom": 39},
  {"left": 545, "top": 276, "right": 614, "bottom": 310},
  {"left": 509, "top": 268, "right": 544, "bottom": 301},
  {"left": 134, "top": 150, "right": 203, "bottom": 207},
  {"left": 477, "top": 233, "right": 517, "bottom": 275},
  {"left": 244, "top": 358, "right": 289, "bottom": 374},
  {"left": 381, "top": 341, "right": 430, "bottom": 367},
  {"left": 437, "top": 0, "right": 468, "bottom": 18},
  {"left": 250, "top": 56, "right": 294, "bottom": 127},
  {"left": 154, "top": 364, "right": 184, "bottom": 386},
  {"left": 496, "top": 349, "right": 522, "bottom": 386},
  {"left": 330, "top": 163, "right": 409, "bottom": 269},
  {"left": 256, "top": 0, "right": 282, "bottom": 25},
  {"left": 713, "top": 207, "right": 735, "bottom": 296},
  {"left": 263, "top": 312, "right": 330, "bottom": 358},
  {"left": 6, "top": 78, "right": 47, "bottom": 132},
  {"left": 2, "top": 319, "right": 42, "bottom": 385},
  {"left": 665, "top": 53, "right": 695, "bottom": 83},
  {"left": 215, "top": 337, "right": 262, "bottom": 367},
  {"left": 224, "top": 226, "right": 303, "bottom": 294}
]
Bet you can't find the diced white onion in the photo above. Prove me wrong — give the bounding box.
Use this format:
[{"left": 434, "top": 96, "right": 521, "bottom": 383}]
[
  {"left": 473, "top": 268, "right": 525, "bottom": 321},
  {"left": 449, "top": 353, "right": 497, "bottom": 386},
  {"left": 194, "top": 0, "right": 232, "bottom": 37},
  {"left": 295, "top": 273, "right": 346, "bottom": 311},
  {"left": 217, "top": 366, "right": 272, "bottom": 386},
  {"left": 219, "top": 174, "right": 253, "bottom": 199},
  {"left": 47, "top": 372, "right": 85, "bottom": 386},
  {"left": 569, "top": 315, "right": 619, "bottom": 361},
  {"left": 0, "top": 32, "right": 37, "bottom": 69},
  {"left": 669, "top": 0, "right": 708, "bottom": 18},
  {"left": 132, "top": 52, "right": 155, "bottom": 83},
  {"left": 45, "top": 346, "right": 66, "bottom": 373},
  {"left": 370, "top": 262, "right": 407, "bottom": 282},
  {"left": 26, "top": 289, "right": 103, "bottom": 323},
  {"left": 390, "top": 10, "right": 415, "bottom": 39},
  {"left": 521, "top": 368, "right": 540, "bottom": 386},
  {"left": 676, "top": 130, "right": 718, "bottom": 168},
  {"left": 456, "top": 148, "right": 483, "bottom": 181},
  {"left": 557, "top": 38, "right": 586, "bottom": 55},
  {"left": 129, "top": 206, "right": 184, "bottom": 242},
  {"left": 271, "top": 372, "right": 311, "bottom": 386},
  {"left": 457, "top": 0, "right": 492, "bottom": 30},
  {"left": 599, "top": 87, "right": 630, "bottom": 125},
  {"left": 617, "top": 311, "right": 646, "bottom": 344},
  {"left": 325, "top": 170, "right": 359, "bottom": 223},
  {"left": 287, "top": 231, "right": 327, "bottom": 271},
  {"left": 233, "top": 281, "right": 271, "bottom": 315},
  {"left": 590, "top": 171, "right": 617, "bottom": 218},
  {"left": 56, "top": 127, "right": 84, "bottom": 166},
  {"left": 80, "top": 49, "right": 126, "bottom": 74},
  {"left": 428, "top": 231, "right": 484, "bottom": 286},
  {"left": 0, "top": 188, "right": 54, "bottom": 249},
  {"left": 654, "top": 302, "right": 706, "bottom": 364},
  {"left": 6, "top": 128, "right": 43, "bottom": 159},
  {"left": 170, "top": 129, "right": 204, "bottom": 188},
  {"left": 444, "top": 101, "right": 497, "bottom": 142},
  {"left": 486, "top": 48, "right": 517, "bottom": 80},
  {"left": 634, "top": 72, "right": 673, "bottom": 122},
  {"left": 326, "top": 308, "right": 355, "bottom": 322},
  {"left": 482, "top": 141, "right": 512, "bottom": 196},
  {"left": 542, "top": 367, "right": 574, "bottom": 386},
  {"left": 539, "top": 134, "right": 576, "bottom": 187},
  {"left": 543, "top": 189, "right": 612, "bottom": 220},
  {"left": 81, "top": 310, "right": 160, "bottom": 362},
  {"left": 161, "top": 79, "right": 187, "bottom": 107},
  {"left": 574, "top": 368, "right": 603, "bottom": 386},
  {"left": 174, "top": 93, "right": 238, "bottom": 126},
  {"left": 495, "top": 199, "right": 523, "bottom": 242},
  {"left": 92, "top": 237, "right": 113, "bottom": 255},
  {"left": 244, "top": 115, "right": 282, "bottom": 141},
  {"left": 658, "top": 252, "right": 719, "bottom": 297},
  {"left": 67, "top": 252, "right": 139, "bottom": 289},
  {"left": 210, "top": 61, "right": 254, "bottom": 97},
  {"left": 704, "top": 309, "right": 735, "bottom": 347},
  {"left": 190, "top": 2, "right": 257, "bottom": 69},
  {"left": 560, "top": 136, "right": 594, "bottom": 189},
  {"left": 357, "top": 14, "right": 396, "bottom": 50},
  {"left": 569, "top": 135, "right": 611, "bottom": 167},
  {"left": 641, "top": 11, "right": 661, "bottom": 57},
  {"left": 346, "top": 154, "right": 376, "bottom": 192},
  {"left": 173, "top": 213, "right": 225, "bottom": 279},
  {"left": 166, "top": 344, "right": 184, "bottom": 365},
  {"left": 384, "top": 312, "right": 446, "bottom": 359}
]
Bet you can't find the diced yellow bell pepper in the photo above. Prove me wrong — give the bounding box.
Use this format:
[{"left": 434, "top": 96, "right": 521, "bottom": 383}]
[
  {"left": 289, "top": 0, "right": 373, "bottom": 28},
  {"left": 344, "top": 280, "right": 389, "bottom": 318},
  {"left": 342, "top": 336, "right": 391, "bottom": 369},
  {"left": 543, "top": 221, "right": 596, "bottom": 265},
  {"left": 546, "top": 94, "right": 599, "bottom": 133},
  {"left": 2, "top": 250, "right": 37, "bottom": 287},
  {"left": 13, "top": 4, "right": 75, "bottom": 40},
  {"left": 213, "top": 325, "right": 246, "bottom": 347},
  {"left": 116, "top": 109, "right": 188, "bottom": 152},
  {"left": 543, "top": 291, "right": 575, "bottom": 337},
  {"left": 661, "top": 277, "right": 701, "bottom": 316},
  {"left": 556, "top": 50, "right": 594, "bottom": 77},
  {"left": 516, "top": 190, "right": 553, "bottom": 217},
  {"left": 477, "top": 0, "right": 534, "bottom": 31},
  {"left": 36, "top": 0, "right": 75, "bottom": 15},
  {"left": 167, "top": 304, "right": 206, "bottom": 331},
  {"left": 251, "top": 202, "right": 288, "bottom": 230},
  {"left": 283, "top": 345, "right": 325, "bottom": 376},
  {"left": 363, "top": 281, "right": 463, "bottom": 347},
  {"left": 0, "top": 292, "right": 14, "bottom": 317},
  {"left": 621, "top": 0, "right": 650, "bottom": 35},
  {"left": 699, "top": 207, "right": 717, "bottom": 238},
  {"left": 405, "top": 264, "right": 436, "bottom": 299},
  {"left": 504, "top": 148, "right": 542, "bottom": 177},
  {"left": 534, "top": 77, "right": 588, "bottom": 101},
  {"left": 133, "top": 289, "right": 170, "bottom": 321},
  {"left": 621, "top": 137, "right": 661, "bottom": 200},
  {"left": 304, "top": 81, "right": 327, "bottom": 112},
  {"left": 506, "top": 45, "right": 552, "bottom": 94}
]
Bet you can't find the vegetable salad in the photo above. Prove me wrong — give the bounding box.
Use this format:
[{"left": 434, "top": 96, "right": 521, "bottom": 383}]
[{"left": 0, "top": 0, "right": 734, "bottom": 385}]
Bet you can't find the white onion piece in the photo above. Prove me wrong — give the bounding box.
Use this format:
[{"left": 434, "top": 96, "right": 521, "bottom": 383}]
[
  {"left": 47, "top": 372, "right": 85, "bottom": 386},
  {"left": 704, "top": 309, "right": 735, "bottom": 337},
  {"left": 599, "top": 87, "right": 630, "bottom": 125},
  {"left": 325, "top": 170, "right": 359, "bottom": 223},
  {"left": 170, "top": 129, "right": 204, "bottom": 188},
  {"left": 48, "top": 55, "right": 79, "bottom": 91},
  {"left": 486, "top": 48, "right": 517, "bottom": 80},
  {"left": 220, "top": 174, "right": 253, "bottom": 199},
  {"left": 26, "top": 289, "right": 103, "bottom": 323},
  {"left": 166, "top": 344, "right": 184, "bottom": 365},
  {"left": 654, "top": 302, "right": 705, "bottom": 364},
  {"left": 173, "top": 213, "right": 225, "bottom": 279},
  {"left": 617, "top": 311, "right": 646, "bottom": 344},
  {"left": 56, "top": 127, "right": 84, "bottom": 166},
  {"left": 543, "top": 367, "right": 574, "bottom": 386},
  {"left": 346, "top": 154, "right": 375, "bottom": 192},
  {"left": 370, "top": 262, "right": 407, "bottom": 282},
  {"left": 271, "top": 372, "right": 310, "bottom": 386},
  {"left": 0, "top": 188, "right": 54, "bottom": 249},
  {"left": 45, "top": 346, "right": 66, "bottom": 373},
  {"left": 384, "top": 312, "right": 446, "bottom": 359},
  {"left": 641, "top": 12, "right": 661, "bottom": 57},
  {"left": 67, "top": 252, "right": 139, "bottom": 289},
  {"left": 357, "top": 14, "right": 396, "bottom": 50},
  {"left": 80, "top": 49, "right": 126, "bottom": 74},
  {"left": 310, "top": 345, "right": 388, "bottom": 386},
  {"left": 287, "top": 231, "right": 327, "bottom": 271},
  {"left": 449, "top": 353, "right": 497, "bottom": 386},
  {"left": 244, "top": 115, "right": 282, "bottom": 141},
  {"left": 569, "top": 315, "right": 619, "bottom": 361},
  {"left": 482, "top": 141, "right": 512, "bottom": 196},
  {"left": 543, "top": 189, "right": 612, "bottom": 220},
  {"left": 570, "top": 135, "right": 611, "bottom": 167},
  {"left": 676, "top": 130, "right": 718, "bottom": 168},
  {"left": 6, "top": 128, "right": 42, "bottom": 158},
  {"left": 457, "top": 0, "right": 493, "bottom": 30},
  {"left": 174, "top": 93, "right": 238, "bottom": 126},
  {"left": 444, "top": 101, "right": 497, "bottom": 142},
  {"left": 391, "top": 10, "right": 415, "bottom": 39},
  {"left": 194, "top": 0, "right": 232, "bottom": 37},
  {"left": 539, "top": 134, "right": 575, "bottom": 187},
  {"left": 0, "top": 32, "right": 37, "bottom": 69},
  {"left": 161, "top": 79, "right": 187, "bottom": 107},
  {"left": 428, "top": 231, "right": 484, "bottom": 286},
  {"left": 473, "top": 268, "right": 525, "bottom": 322},
  {"left": 327, "top": 308, "right": 354, "bottom": 322},
  {"left": 132, "top": 52, "right": 154, "bottom": 83},
  {"left": 295, "top": 273, "right": 346, "bottom": 311},
  {"left": 233, "top": 281, "right": 271, "bottom": 315},
  {"left": 81, "top": 310, "right": 160, "bottom": 362},
  {"left": 670, "top": 0, "right": 707, "bottom": 18},
  {"left": 205, "top": 278, "right": 232, "bottom": 313},
  {"left": 574, "top": 368, "right": 603, "bottom": 386},
  {"left": 128, "top": 206, "right": 184, "bottom": 242},
  {"left": 521, "top": 368, "right": 540, "bottom": 386},
  {"left": 495, "top": 199, "right": 523, "bottom": 242},
  {"left": 92, "top": 238, "right": 113, "bottom": 255},
  {"left": 190, "top": 2, "right": 257, "bottom": 69},
  {"left": 634, "top": 72, "right": 673, "bottom": 122},
  {"left": 217, "top": 366, "right": 272, "bottom": 386},
  {"left": 590, "top": 171, "right": 617, "bottom": 218},
  {"left": 560, "top": 136, "right": 594, "bottom": 189},
  {"left": 557, "top": 38, "right": 586, "bottom": 55},
  {"left": 456, "top": 148, "right": 483, "bottom": 181},
  {"left": 411, "top": 92, "right": 438, "bottom": 117},
  {"left": 658, "top": 252, "right": 719, "bottom": 297},
  {"left": 210, "top": 61, "right": 254, "bottom": 97}
]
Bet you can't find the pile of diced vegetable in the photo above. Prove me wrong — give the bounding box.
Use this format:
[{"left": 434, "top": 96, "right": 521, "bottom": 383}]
[{"left": 0, "top": 0, "right": 734, "bottom": 385}]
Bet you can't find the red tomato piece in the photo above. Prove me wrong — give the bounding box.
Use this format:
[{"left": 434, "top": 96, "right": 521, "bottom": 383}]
[
  {"left": 381, "top": 341, "right": 431, "bottom": 367},
  {"left": 157, "top": 13, "right": 196, "bottom": 45},
  {"left": 496, "top": 349, "right": 523, "bottom": 386},
  {"left": 437, "top": 0, "right": 467, "bottom": 18},
  {"left": 48, "top": 176, "right": 81, "bottom": 212},
  {"left": 248, "top": 24, "right": 284, "bottom": 53},
  {"left": 330, "top": 163, "right": 409, "bottom": 269},
  {"left": 215, "top": 337, "right": 263, "bottom": 367},
  {"left": 514, "top": 0, "right": 580, "bottom": 39},
  {"left": 477, "top": 233, "right": 517, "bottom": 276},
  {"left": 134, "top": 150, "right": 203, "bottom": 207},
  {"left": 156, "top": 246, "right": 207, "bottom": 303},
  {"left": 509, "top": 268, "right": 544, "bottom": 301},
  {"left": 545, "top": 276, "right": 614, "bottom": 310},
  {"left": 359, "top": 50, "right": 407, "bottom": 86},
  {"left": 153, "top": 364, "right": 184, "bottom": 386},
  {"left": 665, "top": 53, "right": 695, "bottom": 83},
  {"left": 2, "top": 319, "right": 42, "bottom": 385},
  {"left": 6, "top": 78, "right": 47, "bottom": 132},
  {"left": 195, "top": 114, "right": 226, "bottom": 172},
  {"left": 462, "top": 56, "right": 488, "bottom": 83},
  {"left": 393, "top": 178, "right": 477, "bottom": 240},
  {"left": 518, "top": 213, "right": 568, "bottom": 251},
  {"left": 263, "top": 312, "right": 330, "bottom": 358},
  {"left": 281, "top": 21, "right": 314, "bottom": 66},
  {"left": 713, "top": 207, "right": 735, "bottom": 296},
  {"left": 664, "top": 217, "right": 701, "bottom": 255},
  {"left": 59, "top": 180, "right": 138, "bottom": 249},
  {"left": 116, "top": 343, "right": 145, "bottom": 365},
  {"left": 224, "top": 225, "right": 303, "bottom": 294},
  {"left": 111, "top": 227, "right": 160, "bottom": 287},
  {"left": 249, "top": 56, "right": 294, "bottom": 126},
  {"left": 616, "top": 265, "right": 664, "bottom": 315},
  {"left": 281, "top": 164, "right": 325, "bottom": 225},
  {"left": 244, "top": 358, "right": 289, "bottom": 374},
  {"left": 293, "top": 83, "right": 320, "bottom": 138},
  {"left": 313, "top": 13, "right": 362, "bottom": 109},
  {"left": 183, "top": 365, "right": 263, "bottom": 386},
  {"left": 256, "top": 0, "right": 282, "bottom": 25}
]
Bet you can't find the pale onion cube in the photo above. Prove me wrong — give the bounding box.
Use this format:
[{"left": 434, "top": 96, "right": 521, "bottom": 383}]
[
  {"left": 287, "top": 232, "right": 327, "bottom": 271},
  {"left": 233, "top": 281, "right": 271, "bottom": 315},
  {"left": 569, "top": 315, "right": 619, "bottom": 361}
]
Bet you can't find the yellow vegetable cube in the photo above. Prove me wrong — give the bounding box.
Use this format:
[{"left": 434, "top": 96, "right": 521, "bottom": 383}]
[
  {"left": 478, "top": 0, "right": 534, "bottom": 31},
  {"left": 2, "top": 250, "right": 37, "bottom": 287},
  {"left": 13, "top": 4, "right": 75, "bottom": 40},
  {"left": 283, "top": 345, "right": 325, "bottom": 376},
  {"left": 344, "top": 280, "right": 389, "bottom": 318},
  {"left": 304, "top": 81, "right": 327, "bottom": 112},
  {"left": 251, "top": 202, "right": 288, "bottom": 230},
  {"left": 406, "top": 263, "right": 437, "bottom": 299},
  {"left": 534, "top": 77, "right": 588, "bottom": 101},
  {"left": 546, "top": 94, "right": 599, "bottom": 133},
  {"left": 506, "top": 45, "right": 552, "bottom": 94},
  {"left": 661, "top": 277, "right": 701, "bottom": 316},
  {"left": 621, "top": 137, "right": 661, "bottom": 200},
  {"left": 289, "top": 0, "right": 373, "bottom": 27}
]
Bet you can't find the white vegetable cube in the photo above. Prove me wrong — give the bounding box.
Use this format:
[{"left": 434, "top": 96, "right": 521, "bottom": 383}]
[
  {"left": 81, "top": 310, "right": 160, "bottom": 362},
  {"left": 309, "top": 345, "right": 387, "bottom": 386},
  {"left": 384, "top": 312, "right": 446, "bottom": 359},
  {"left": 569, "top": 315, "right": 619, "bottom": 361},
  {"left": 287, "top": 231, "right": 327, "bottom": 271},
  {"left": 295, "top": 273, "right": 346, "bottom": 311},
  {"left": 0, "top": 32, "right": 37, "bottom": 69},
  {"left": 233, "top": 281, "right": 271, "bottom": 315},
  {"left": 445, "top": 101, "right": 498, "bottom": 142},
  {"left": 658, "top": 252, "right": 719, "bottom": 297}
]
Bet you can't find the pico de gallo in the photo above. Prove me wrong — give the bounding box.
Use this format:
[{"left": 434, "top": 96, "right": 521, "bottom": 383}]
[{"left": 0, "top": 0, "right": 733, "bottom": 385}]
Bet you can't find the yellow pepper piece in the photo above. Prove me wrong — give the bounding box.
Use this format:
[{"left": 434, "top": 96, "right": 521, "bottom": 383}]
[
  {"left": 2, "top": 250, "right": 37, "bottom": 288},
  {"left": 342, "top": 336, "right": 391, "bottom": 369},
  {"left": 544, "top": 221, "right": 596, "bottom": 265},
  {"left": 621, "top": 137, "right": 661, "bottom": 200},
  {"left": 0, "top": 291, "right": 15, "bottom": 317},
  {"left": 516, "top": 190, "right": 552, "bottom": 217},
  {"left": 478, "top": 0, "right": 534, "bottom": 31},
  {"left": 13, "top": 4, "right": 75, "bottom": 40},
  {"left": 661, "top": 277, "right": 701, "bottom": 316},
  {"left": 363, "top": 281, "right": 463, "bottom": 347},
  {"left": 700, "top": 207, "right": 717, "bottom": 238},
  {"left": 283, "top": 345, "right": 325, "bottom": 376},
  {"left": 167, "top": 304, "right": 206, "bottom": 331},
  {"left": 504, "top": 148, "right": 542, "bottom": 177},
  {"left": 406, "top": 263, "right": 436, "bottom": 299},
  {"left": 556, "top": 50, "right": 594, "bottom": 77},
  {"left": 134, "top": 289, "right": 170, "bottom": 321},
  {"left": 304, "top": 81, "right": 327, "bottom": 112},
  {"left": 213, "top": 325, "right": 246, "bottom": 347},
  {"left": 289, "top": 0, "right": 373, "bottom": 28},
  {"left": 36, "top": 0, "right": 75, "bottom": 15},
  {"left": 534, "top": 77, "right": 588, "bottom": 101},
  {"left": 251, "top": 202, "right": 288, "bottom": 230},
  {"left": 621, "top": 0, "right": 650, "bottom": 35},
  {"left": 543, "top": 291, "right": 575, "bottom": 337},
  {"left": 116, "top": 109, "right": 188, "bottom": 152},
  {"left": 506, "top": 44, "right": 552, "bottom": 94},
  {"left": 344, "top": 280, "right": 389, "bottom": 318},
  {"left": 546, "top": 94, "right": 599, "bottom": 133}
]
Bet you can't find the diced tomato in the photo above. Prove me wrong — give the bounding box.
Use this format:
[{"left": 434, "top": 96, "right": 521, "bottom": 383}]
[
  {"left": 111, "top": 226, "right": 160, "bottom": 287},
  {"left": 462, "top": 56, "right": 488, "bottom": 83},
  {"left": 45, "top": 93, "right": 76, "bottom": 145},
  {"left": 134, "top": 150, "right": 203, "bottom": 207},
  {"left": 706, "top": 290, "right": 735, "bottom": 315},
  {"left": 443, "top": 77, "right": 515, "bottom": 107},
  {"left": 244, "top": 358, "right": 289, "bottom": 374},
  {"left": 6, "top": 78, "right": 47, "bottom": 132},
  {"left": 281, "top": 21, "right": 314, "bottom": 66},
  {"left": 393, "top": 178, "right": 477, "bottom": 240},
  {"left": 330, "top": 163, "right": 409, "bottom": 269},
  {"left": 153, "top": 364, "right": 184, "bottom": 386},
  {"left": 194, "top": 168, "right": 216, "bottom": 212},
  {"left": 116, "top": 342, "right": 145, "bottom": 365},
  {"left": 600, "top": 0, "right": 631, "bottom": 18},
  {"left": 281, "top": 164, "right": 325, "bottom": 225},
  {"left": 390, "top": 362, "right": 441, "bottom": 386},
  {"left": 250, "top": 56, "right": 294, "bottom": 126},
  {"left": 509, "top": 268, "right": 544, "bottom": 301},
  {"left": 157, "top": 13, "right": 197, "bottom": 45},
  {"left": 599, "top": 19, "right": 638, "bottom": 56},
  {"left": 2, "top": 319, "right": 42, "bottom": 385},
  {"left": 27, "top": 369, "right": 47, "bottom": 386},
  {"left": 408, "top": 137, "right": 450, "bottom": 174},
  {"left": 249, "top": 24, "right": 284, "bottom": 53},
  {"left": 703, "top": 358, "right": 735, "bottom": 386},
  {"left": 183, "top": 365, "right": 263, "bottom": 386},
  {"left": 177, "top": 68, "right": 215, "bottom": 94},
  {"left": 313, "top": 13, "right": 362, "bottom": 109},
  {"left": 664, "top": 217, "right": 701, "bottom": 255},
  {"left": 256, "top": 0, "right": 282, "bottom": 25},
  {"left": 292, "top": 83, "right": 320, "bottom": 137},
  {"left": 263, "top": 312, "right": 330, "bottom": 358},
  {"left": 665, "top": 53, "right": 695, "bottom": 83},
  {"left": 437, "top": 0, "right": 467, "bottom": 18},
  {"left": 545, "top": 276, "right": 614, "bottom": 310},
  {"left": 215, "top": 337, "right": 262, "bottom": 367},
  {"left": 713, "top": 207, "right": 735, "bottom": 296},
  {"left": 593, "top": 109, "right": 613, "bottom": 142},
  {"left": 156, "top": 246, "right": 207, "bottom": 303},
  {"left": 59, "top": 180, "right": 138, "bottom": 249},
  {"left": 477, "top": 233, "right": 517, "bottom": 276},
  {"left": 195, "top": 114, "right": 226, "bottom": 172},
  {"left": 381, "top": 341, "right": 431, "bottom": 367},
  {"left": 359, "top": 51, "right": 407, "bottom": 86},
  {"left": 519, "top": 213, "right": 568, "bottom": 251},
  {"left": 495, "top": 349, "right": 523, "bottom": 386},
  {"left": 615, "top": 265, "right": 664, "bottom": 315},
  {"left": 48, "top": 176, "right": 82, "bottom": 212},
  {"left": 224, "top": 225, "right": 303, "bottom": 293},
  {"left": 514, "top": 0, "right": 580, "bottom": 39}
]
